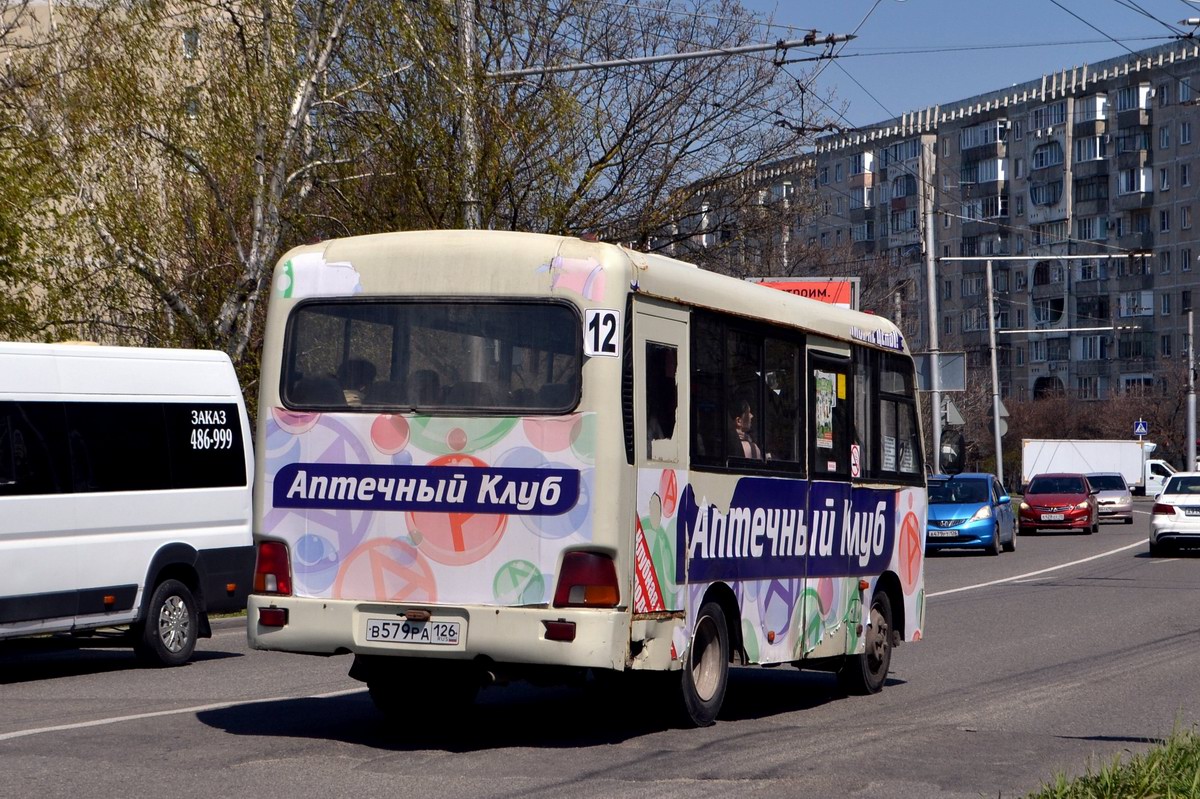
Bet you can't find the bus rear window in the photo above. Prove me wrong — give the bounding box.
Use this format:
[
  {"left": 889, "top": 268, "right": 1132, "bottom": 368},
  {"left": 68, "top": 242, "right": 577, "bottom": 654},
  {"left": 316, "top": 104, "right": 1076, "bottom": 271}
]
[{"left": 282, "top": 300, "right": 582, "bottom": 413}]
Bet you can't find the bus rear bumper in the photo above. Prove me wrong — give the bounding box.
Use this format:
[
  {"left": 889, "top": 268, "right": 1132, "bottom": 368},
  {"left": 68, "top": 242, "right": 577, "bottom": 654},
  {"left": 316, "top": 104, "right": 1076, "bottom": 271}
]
[{"left": 247, "top": 595, "right": 631, "bottom": 671}]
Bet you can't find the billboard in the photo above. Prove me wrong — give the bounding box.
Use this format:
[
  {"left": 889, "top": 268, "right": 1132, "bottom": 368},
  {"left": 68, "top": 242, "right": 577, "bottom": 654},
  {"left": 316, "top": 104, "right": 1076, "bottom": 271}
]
[{"left": 748, "top": 277, "right": 859, "bottom": 310}]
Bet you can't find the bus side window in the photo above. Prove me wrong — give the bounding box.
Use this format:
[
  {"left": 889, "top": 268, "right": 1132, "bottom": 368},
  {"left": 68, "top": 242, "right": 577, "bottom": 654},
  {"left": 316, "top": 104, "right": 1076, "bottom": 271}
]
[{"left": 646, "top": 342, "right": 678, "bottom": 458}]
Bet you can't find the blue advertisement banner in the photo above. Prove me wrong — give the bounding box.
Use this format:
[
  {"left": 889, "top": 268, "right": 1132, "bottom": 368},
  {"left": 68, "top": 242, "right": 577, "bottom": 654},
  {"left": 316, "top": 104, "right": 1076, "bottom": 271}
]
[
  {"left": 274, "top": 462, "right": 581, "bottom": 516},
  {"left": 676, "top": 478, "right": 896, "bottom": 583}
]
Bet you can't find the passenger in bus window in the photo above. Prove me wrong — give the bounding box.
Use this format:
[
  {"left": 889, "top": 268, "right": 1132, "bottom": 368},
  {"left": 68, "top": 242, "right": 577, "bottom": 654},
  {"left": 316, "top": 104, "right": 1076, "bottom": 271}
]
[
  {"left": 729, "top": 398, "right": 762, "bottom": 459},
  {"left": 338, "top": 358, "right": 376, "bottom": 406}
]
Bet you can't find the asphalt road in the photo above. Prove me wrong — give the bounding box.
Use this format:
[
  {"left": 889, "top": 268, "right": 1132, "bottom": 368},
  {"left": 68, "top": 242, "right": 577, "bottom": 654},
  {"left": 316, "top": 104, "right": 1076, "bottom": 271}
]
[{"left": 1, "top": 500, "right": 1197, "bottom": 799}]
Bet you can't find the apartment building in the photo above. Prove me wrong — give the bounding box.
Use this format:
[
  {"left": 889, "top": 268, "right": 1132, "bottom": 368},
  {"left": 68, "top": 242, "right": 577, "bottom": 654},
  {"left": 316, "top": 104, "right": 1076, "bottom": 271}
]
[
  {"left": 825, "top": 40, "right": 1200, "bottom": 402},
  {"left": 691, "top": 40, "right": 1200, "bottom": 404}
]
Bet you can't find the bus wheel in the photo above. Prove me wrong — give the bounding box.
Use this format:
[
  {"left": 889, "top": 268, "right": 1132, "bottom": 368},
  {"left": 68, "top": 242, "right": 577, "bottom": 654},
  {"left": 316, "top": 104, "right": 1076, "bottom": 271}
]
[
  {"left": 838, "top": 591, "right": 893, "bottom": 695},
  {"left": 134, "top": 579, "right": 198, "bottom": 667},
  {"left": 679, "top": 600, "right": 729, "bottom": 727}
]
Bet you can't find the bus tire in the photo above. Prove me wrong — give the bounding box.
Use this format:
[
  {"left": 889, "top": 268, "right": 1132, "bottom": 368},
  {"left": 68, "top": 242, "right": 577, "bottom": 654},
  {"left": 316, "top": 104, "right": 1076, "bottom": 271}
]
[
  {"left": 134, "top": 579, "right": 198, "bottom": 667},
  {"left": 679, "top": 600, "right": 729, "bottom": 727},
  {"left": 837, "top": 591, "right": 893, "bottom": 695}
]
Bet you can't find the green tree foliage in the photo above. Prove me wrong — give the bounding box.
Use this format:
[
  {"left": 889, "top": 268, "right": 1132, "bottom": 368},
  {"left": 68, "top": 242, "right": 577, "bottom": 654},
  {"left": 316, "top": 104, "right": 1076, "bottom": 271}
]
[{"left": 0, "top": 0, "right": 826, "bottom": 368}]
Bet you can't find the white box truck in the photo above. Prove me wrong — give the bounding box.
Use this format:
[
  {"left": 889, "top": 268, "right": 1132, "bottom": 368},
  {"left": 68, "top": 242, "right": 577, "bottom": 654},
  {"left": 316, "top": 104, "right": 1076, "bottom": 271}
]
[{"left": 1021, "top": 439, "right": 1175, "bottom": 496}]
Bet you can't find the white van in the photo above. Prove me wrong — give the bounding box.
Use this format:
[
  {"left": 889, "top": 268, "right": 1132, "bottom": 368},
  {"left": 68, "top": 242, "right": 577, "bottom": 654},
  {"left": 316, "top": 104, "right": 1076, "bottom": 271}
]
[{"left": 0, "top": 342, "right": 255, "bottom": 665}]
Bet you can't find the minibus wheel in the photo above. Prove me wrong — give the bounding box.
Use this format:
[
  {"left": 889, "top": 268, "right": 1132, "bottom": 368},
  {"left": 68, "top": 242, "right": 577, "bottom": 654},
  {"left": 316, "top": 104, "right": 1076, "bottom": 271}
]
[
  {"left": 134, "top": 579, "right": 198, "bottom": 667},
  {"left": 679, "top": 600, "right": 729, "bottom": 727},
  {"left": 837, "top": 590, "right": 892, "bottom": 695}
]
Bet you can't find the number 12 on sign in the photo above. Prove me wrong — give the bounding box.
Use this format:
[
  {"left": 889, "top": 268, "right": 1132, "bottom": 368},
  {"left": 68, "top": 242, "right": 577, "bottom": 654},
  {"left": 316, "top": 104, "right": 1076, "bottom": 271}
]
[{"left": 585, "top": 309, "right": 621, "bottom": 357}]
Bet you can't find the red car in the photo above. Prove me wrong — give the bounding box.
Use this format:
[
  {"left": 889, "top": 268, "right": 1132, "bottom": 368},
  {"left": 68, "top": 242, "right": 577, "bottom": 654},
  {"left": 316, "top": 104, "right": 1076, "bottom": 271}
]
[{"left": 1018, "top": 473, "right": 1099, "bottom": 535}]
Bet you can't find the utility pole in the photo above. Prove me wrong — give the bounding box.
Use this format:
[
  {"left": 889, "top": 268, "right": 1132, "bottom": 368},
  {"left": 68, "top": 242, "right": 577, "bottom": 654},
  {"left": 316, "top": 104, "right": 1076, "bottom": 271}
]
[
  {"left": 924, "top": 171, "right": 942, "bottom": 471},
  {"left": 456, "top": 0, "right": 481, "bottom": 229},
  {"left": 986, "top": 259, "right": 1004, "bottom": 486},
  {"left": 1189, "top": 308, "right": 1196, "bottom": 471}
]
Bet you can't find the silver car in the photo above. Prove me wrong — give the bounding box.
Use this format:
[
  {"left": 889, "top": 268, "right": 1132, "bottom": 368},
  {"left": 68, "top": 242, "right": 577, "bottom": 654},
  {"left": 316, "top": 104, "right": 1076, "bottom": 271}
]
[
  {"left": 1150, "top": 472, "right": 1200, "bottom": 556},
  {"left": 1086, "top": 472, "right": 1133, "bottom": 524}
]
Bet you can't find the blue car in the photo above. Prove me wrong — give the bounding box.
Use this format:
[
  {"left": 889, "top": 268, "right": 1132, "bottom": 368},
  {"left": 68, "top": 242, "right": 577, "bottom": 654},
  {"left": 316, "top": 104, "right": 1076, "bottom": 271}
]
[{"left": 926, "top": 473, "right": 1016, "bottom": 555}]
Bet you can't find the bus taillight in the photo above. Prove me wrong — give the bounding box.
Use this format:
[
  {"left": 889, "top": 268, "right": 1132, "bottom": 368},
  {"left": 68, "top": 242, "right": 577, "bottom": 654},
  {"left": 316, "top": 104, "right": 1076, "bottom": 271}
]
[
  {"left": 253, "top": 541, "right": 293, "bottom": 595},
  {"left": 553, "top": 552, "right": 619, "bottom": 608}
]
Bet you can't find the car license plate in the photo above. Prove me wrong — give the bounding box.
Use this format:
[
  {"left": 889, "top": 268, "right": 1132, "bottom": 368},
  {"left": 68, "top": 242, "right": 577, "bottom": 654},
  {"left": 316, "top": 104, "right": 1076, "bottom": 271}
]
[
  {"left": 365, "top": 617, "right": 461, "bottom": 646},
  {"left": 1041, "top": 513, "right": 1065, "bottom": 521},
  {"left": 927, "top": 529, "right": 957, "bottom": 538}
]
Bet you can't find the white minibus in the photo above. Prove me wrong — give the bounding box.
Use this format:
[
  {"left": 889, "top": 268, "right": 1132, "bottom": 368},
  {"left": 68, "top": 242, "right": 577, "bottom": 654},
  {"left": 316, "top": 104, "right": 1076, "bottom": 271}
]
[
  {"left": 248, "top": 230, "right": 927, "bottom": 725},
  {"left": 0, "top": 343, "right": 255, "bottom": 665}
]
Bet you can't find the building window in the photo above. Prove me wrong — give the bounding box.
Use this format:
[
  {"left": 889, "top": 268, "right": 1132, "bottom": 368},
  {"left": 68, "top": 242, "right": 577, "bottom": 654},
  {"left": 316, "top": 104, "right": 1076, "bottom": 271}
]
[
  {"left": 1074, "top": 136, "right": 1107, "bottom": 162},
  {"left": 1119, "top": 168, "right": 1150, "bottom": 194},
  {"left": 1161, "top": 209, "right": 1171, "bottom": 232},
  {"left": 1160, "top": 125, "right": 1171, "bottom": 149},
  {"left": 182, "top": 27, "right": 200, "bottom": 60},
  {"left": 1030, "top": 101, "right": 1067, "bottom": 129},
  {"left": 1159, "top": 83, "right": 1171, "bottom": 107},
  {"left": 835, "top": 163, "right": 843, "bottom": 182},
  {"left": 1117, "top": 84, "right": 1151, "bottom": 111},
  {"left": 1013, "top": 158, "right": 1024, "bottom": 179},
  {"left": 1031, "top": 181, "right": 1063, "bottom": 206},
  {"left": 1182, "top": 162, "right": 1192, "bottom": 187},
  {"left": 1181, "top": 78, "right": 1194, "bottom": 104},
  {"left": 1075, "top": 216, "right": 1107, "bottom": 241},
  {"left": 1162, "top": 293, "right": 1172, "bottom": 316},
  {"left": 1160, "top": 167, "right": 1171, "bottom": 191},
  {"left": 1161, "top": 251, "right": 1172, "bottom": 273},
  {"left": 1184, "top": 207, "right": 1193, "bottom": 230},
  {"left": 1183, "top": 121, "right": 1193, "bottom": 145},
  {"left": 1184, "top": 290, "right": 1193, "bottom": 312},
  {"left": 1185, "top": 248, "right": 1194, "bottom": 272},
  {"left": 942, "top": 315, "right": 953, "bottom": 335},
  {"left": 1032, "top": 141, "right": 1064, "bottom": 169},
  {"left": 1162, "top": 334, "right": 1173, "bottom": 356}
]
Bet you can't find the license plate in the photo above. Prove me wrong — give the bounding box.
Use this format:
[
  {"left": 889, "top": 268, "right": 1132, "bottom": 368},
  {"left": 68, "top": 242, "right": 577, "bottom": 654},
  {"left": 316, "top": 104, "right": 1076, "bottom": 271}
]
[
  {"left": 1041, "top": 513, "right": 1065, "bottom": 521},
  {"left": 365, "top": 617, "right": 462, "bottom": 646},
  {"left": 927, "top": 529, "right": 957, "bottom": 538}
]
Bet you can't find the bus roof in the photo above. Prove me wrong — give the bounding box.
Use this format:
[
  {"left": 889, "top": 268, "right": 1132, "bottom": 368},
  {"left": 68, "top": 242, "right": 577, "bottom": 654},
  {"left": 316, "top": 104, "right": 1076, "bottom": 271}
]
[{"left": 275, "top": 230, "right": 908, "bottom": 355}]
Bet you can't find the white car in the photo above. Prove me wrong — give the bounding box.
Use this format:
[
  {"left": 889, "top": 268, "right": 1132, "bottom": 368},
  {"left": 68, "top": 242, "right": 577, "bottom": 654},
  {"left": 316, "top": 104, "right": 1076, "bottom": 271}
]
[
  {"left": 1149, "top": 472, "right": 1200, "bottom": 556},
  {"left": 1086, "top": 472, "right": 1134, "bottom": 524}
]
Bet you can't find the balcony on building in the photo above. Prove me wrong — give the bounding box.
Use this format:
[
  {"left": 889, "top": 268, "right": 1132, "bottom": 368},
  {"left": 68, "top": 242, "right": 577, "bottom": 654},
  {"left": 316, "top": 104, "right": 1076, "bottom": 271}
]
[
  {"left": 1072, "top": 159, "right": 1109, "bottom": 180},
  {"left": 1112, "top": 191, "right": 1154, "bottom": 212},
  {"left": 1073, "top": 359, "right": 1108, "bottom": 377},
  {"left": 1072, "top": 118, "right": 1108, "bottom": 139},
  {"left": 1116, "top": 107, "right": 1150, "bottom": 129},
  {"left": 1116, "top": 230, "right": 1154, "bottom": 251}
]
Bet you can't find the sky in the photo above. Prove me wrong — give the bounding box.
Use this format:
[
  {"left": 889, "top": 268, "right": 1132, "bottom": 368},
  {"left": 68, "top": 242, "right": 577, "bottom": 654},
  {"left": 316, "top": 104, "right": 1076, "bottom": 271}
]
[{"left": 739, "top": 0, "right": 1200, "bottom": 129}]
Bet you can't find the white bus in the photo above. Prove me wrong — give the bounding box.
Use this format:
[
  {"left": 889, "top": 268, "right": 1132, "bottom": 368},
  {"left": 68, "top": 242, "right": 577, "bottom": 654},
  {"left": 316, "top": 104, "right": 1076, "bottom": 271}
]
[
  {"left": 248, "top": 230, "right": 927, "bottom": 725},
  {"left": 0, "top": 343, "right": 255, "bottom": 665}
]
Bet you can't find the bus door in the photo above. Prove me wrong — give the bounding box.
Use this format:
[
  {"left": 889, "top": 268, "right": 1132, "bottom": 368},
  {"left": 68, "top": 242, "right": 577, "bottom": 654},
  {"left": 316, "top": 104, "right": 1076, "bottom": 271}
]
[
  {"left": 632, "top": 301, "right": 688, "bottom": 618},
  {"left": 804, "top": 343, "right": 854, "bottom": 657}
]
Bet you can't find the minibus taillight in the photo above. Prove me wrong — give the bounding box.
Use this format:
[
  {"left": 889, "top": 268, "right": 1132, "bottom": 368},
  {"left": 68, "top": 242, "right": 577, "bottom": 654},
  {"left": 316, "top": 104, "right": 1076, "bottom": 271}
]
[
  {"left": 552, "top": 552, "right": 619, "bottom": 608},
  {"left": 253, "top": 541, "right": 292, "bottom": 595}
]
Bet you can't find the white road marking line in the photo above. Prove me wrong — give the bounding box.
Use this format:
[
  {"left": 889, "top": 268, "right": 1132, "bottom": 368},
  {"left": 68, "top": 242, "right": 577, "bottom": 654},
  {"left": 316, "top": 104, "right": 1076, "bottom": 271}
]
[
  {"left": 928, "top": 539, "right": 1147, "bottom": 598},
  {"left": 0, "top": 688, "right": 364, "bottom": 742}
]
